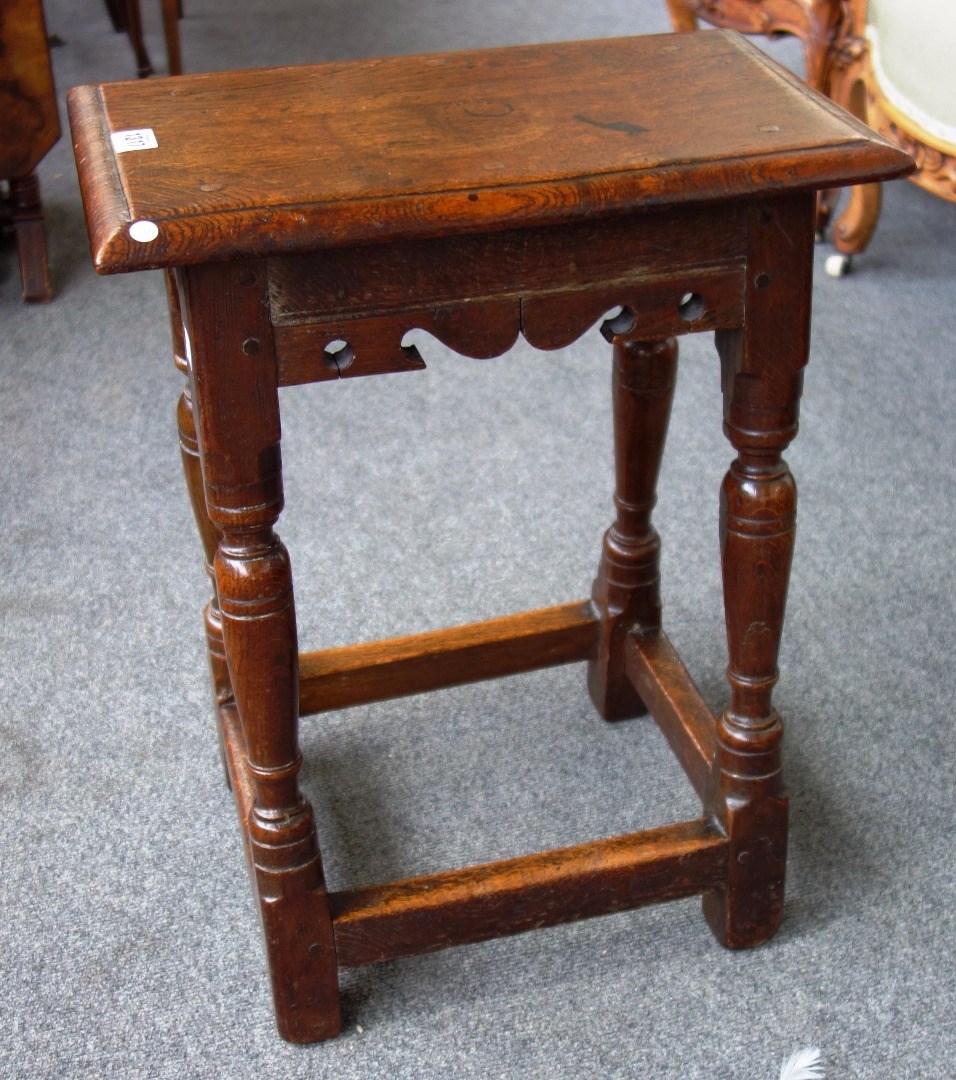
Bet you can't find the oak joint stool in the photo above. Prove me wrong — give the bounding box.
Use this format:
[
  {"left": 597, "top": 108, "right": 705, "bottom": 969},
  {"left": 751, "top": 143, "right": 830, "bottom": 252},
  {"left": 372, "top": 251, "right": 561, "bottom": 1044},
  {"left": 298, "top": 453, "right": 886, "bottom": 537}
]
[{"left": 69, "top": 30, "right": 911, "bottom": 1042}]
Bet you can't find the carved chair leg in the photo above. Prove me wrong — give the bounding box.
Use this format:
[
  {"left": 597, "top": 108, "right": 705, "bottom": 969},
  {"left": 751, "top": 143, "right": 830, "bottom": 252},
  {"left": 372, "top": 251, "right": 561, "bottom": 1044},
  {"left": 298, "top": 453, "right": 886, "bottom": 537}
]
[
  {"left": 181, "top": 262, "right": 340, "bottom": 1043},
  {"left": 832, "top": 179, "right": 882, "bottom": 257},
  {"left": 166, "top": 271, "right": 231, "bottom": 786},
  {"left": 664, "top": 0, "right": 698, "bottom": 32},
  {"left": 804, "top": 14, "right": 842, "bottom": 239},
  {"left": 802, "top": 0, "right": 843, "bottom": 95},
  {"left": 10, "top": 174, "right": 52, "bottom": 303},
  {"left": 815, "top": 187, "right": 840, "bottom": 234},
  {"left": 161, "top": 0, "right": 182, "bottom": 74},
  {"left": 589, "top": 338, "right": 678, "bottom": 721},
  {"left": 826, "top": 72, "right": 884, "bottom": 261},
  {"left": 703, "top": 196, "right": 813, "bottom": 948}
]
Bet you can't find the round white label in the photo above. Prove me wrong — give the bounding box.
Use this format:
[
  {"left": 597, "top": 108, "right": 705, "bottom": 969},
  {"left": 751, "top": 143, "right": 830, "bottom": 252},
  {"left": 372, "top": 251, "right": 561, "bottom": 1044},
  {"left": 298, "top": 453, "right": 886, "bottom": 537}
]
[{"left": 129, "top": 220, "right": 159, "bottom": 243}]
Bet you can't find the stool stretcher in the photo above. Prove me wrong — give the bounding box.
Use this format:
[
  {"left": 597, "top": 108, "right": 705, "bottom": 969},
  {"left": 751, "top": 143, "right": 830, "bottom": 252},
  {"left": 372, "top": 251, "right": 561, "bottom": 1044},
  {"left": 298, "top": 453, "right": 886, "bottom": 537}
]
[
  {"left": 329, "top": 819, "right": 727, "bottom": 968},
  {"left": 298, "top": 600, "right": 600, "bottom": 715},
  {"left": 625, "top": 632, "right": 717, "bottom": 800}
]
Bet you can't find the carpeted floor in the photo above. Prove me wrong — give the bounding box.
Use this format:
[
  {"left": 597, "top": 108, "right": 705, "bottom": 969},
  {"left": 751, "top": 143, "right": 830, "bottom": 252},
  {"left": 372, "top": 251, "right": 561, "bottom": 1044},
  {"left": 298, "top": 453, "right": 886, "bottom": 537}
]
[{"left": 1, "top": 2, "right": 954, "bottom": 1077}]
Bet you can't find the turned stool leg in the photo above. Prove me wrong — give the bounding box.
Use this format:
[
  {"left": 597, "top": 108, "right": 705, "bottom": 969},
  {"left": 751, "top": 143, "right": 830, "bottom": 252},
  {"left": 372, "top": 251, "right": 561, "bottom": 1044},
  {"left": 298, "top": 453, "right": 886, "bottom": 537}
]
[
  {"left": 589, "top": 338, "right": 678, "bottom": 721},
  {"left": 704, "top": 423, "right": 795, "bottom": 946},
  {"left": 10, "top": 174, "right": 52, "bottom": 303},
  {"left": 703, "top": 196, "right": 813, "bottom": 947},
  {"left": 166, "top": 271, "right": 232, "bottom": 786},
  {"left": 180, "top": 262, "right": 340, "bottom": 1042}
]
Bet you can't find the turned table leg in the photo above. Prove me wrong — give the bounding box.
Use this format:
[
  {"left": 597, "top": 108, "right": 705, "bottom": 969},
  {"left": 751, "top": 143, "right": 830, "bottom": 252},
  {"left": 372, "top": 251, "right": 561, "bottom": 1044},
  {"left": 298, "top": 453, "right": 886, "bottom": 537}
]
[
  {"left": 180, "top": 261, "right": 340, "bottom": 1043},
  {"left": 703, "top": 196, "right": 813, "bottom": 947},
  {"left": 10, "top": 174, "right": 51, "bottom": 303},
  {"left": 589, "top": 338, "right": 678, "bottom": 721}
]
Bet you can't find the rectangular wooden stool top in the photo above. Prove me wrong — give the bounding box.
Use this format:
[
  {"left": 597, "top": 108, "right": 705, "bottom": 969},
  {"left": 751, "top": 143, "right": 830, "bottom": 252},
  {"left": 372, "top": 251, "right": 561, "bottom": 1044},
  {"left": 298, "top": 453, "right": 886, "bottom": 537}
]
[{"left": 68, "top": 30, "right": 910, "bottom": 274}]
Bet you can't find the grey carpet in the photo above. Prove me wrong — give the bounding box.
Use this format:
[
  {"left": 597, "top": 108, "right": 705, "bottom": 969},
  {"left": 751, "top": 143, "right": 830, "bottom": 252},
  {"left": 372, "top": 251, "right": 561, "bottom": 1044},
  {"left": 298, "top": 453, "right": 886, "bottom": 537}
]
[{"left": 1, "top": 2, "right": 954, "bottom": 1077}]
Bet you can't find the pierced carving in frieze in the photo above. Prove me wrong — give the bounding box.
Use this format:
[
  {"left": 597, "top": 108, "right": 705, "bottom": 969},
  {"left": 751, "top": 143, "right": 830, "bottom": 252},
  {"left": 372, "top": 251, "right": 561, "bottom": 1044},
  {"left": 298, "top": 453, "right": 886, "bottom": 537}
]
[{"left": 275, "top": 267, "right": 745, "bottom": 389}]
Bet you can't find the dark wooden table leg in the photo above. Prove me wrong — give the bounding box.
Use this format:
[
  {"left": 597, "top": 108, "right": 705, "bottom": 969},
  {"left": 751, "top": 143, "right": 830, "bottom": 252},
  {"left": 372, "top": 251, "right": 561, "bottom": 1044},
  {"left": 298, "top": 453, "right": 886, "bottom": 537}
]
[
  {"left": 125, "top": 0, "right": 153, "bottom": 77},
  {"left": 166, "top": 271, "right": 231, "bottom": 786},
  {"left": 703, "top": 195, "right": 814, "bottom": 947},
  {"left": 160, "top": 0, "right": 182, "bottom": 74},
  {"left": 589, "top": 338, "right": 678, "bottom": 721},
  {"left": 10, "top": 173, "right": 51, "bottom": 302},
  {"left": 181, "top": 261, "right": 341, "bottom": 1043},
  {"left": 103, "top": 0, "right": 127, "bottom": 31}
]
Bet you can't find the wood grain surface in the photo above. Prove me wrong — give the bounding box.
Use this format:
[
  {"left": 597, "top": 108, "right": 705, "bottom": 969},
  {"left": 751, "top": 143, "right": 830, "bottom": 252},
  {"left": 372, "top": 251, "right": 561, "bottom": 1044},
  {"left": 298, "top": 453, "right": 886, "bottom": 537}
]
[
  {"left": 329, "top": 819, "right": 727, "bottom": 967},
  {"left": 625, "top": 631, "right": 717, "bottom": 800},
  {"left": 67, "top": 30, "right": 912, "bottom": 272},
  {"left": 298, "top": 601, "right": 599, "bottom": 716},
  {"left": 0, "top": 0, "right": 59, "bottom": 177}
]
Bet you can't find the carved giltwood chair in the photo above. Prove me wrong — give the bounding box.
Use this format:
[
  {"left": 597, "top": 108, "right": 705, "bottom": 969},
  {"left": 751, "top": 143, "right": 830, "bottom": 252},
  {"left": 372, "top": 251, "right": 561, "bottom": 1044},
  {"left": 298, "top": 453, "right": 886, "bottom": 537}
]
[
  {"left": 664, "top": 0, "right": 956, "bottom": 274},
  {"left": 824, "top": 0, "right": 956, "bottom": 273},
  {"left": 664, "top": 0, "right": 843, "bottom": 94}
]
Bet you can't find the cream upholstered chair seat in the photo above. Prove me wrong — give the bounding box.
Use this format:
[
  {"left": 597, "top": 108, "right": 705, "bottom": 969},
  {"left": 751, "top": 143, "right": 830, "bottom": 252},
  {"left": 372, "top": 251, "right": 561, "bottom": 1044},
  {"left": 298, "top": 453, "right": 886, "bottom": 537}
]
[{"left": 867, "top": 0, "right": 956, "bottom": 154}]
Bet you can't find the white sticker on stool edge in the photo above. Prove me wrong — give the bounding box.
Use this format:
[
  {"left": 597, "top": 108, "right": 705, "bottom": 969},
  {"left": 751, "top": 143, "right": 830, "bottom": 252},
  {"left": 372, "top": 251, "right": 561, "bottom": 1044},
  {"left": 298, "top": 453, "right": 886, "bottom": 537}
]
[
  {"left": 129, "top": 220, "right": 159, "bottom": 243},
  {"left": 111, "top": 128, "right": 159, "bottom": 154}
]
